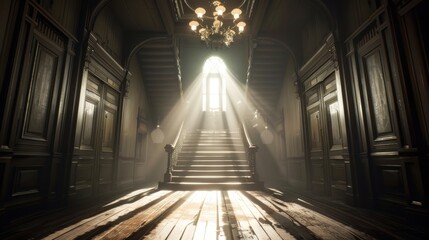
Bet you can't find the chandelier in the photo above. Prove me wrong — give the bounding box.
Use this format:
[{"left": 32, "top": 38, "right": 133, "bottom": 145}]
[{"left": 188, "top": 1, "right": 246, "bottom": 48}]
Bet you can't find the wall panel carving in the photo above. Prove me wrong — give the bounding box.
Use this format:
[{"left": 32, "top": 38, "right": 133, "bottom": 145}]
[
  {"left": 70, "top": 33, "right": 123, "bottom": 198},
  {"left": 301, "top": 34, "right": 349, "bottom": 199},
  {"left": 345, "top": 3, "right": 426, "bottom": 207},
  {"left": 0, "top": 0, "right": 77, "bottom": 215}
]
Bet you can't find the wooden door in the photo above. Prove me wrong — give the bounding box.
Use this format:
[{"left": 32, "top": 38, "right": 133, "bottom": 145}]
[
  {"left": 72, "top": 74, "right": 119, "bottom": 197},
  {"left": 98, "top": 87, "right": 119, "bottom": 193},
  {"left": 322, "top": 76, "right": 346, "bottom": 197},
  {"left": 306, "top": 87, "right": 326, "bottom": 194},
  {"left": 306, "top": 73, "right": 345, "bottom": 196}
]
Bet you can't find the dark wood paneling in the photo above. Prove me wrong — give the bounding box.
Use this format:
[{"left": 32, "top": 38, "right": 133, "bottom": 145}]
[
  {"left": 0, "top": 0, "right": 77, "bottom": 215},
  {"left": 7, "top": 157, "right": 50, "bottom": 205},
  {"left": 117, "top": 160, "right": 134, "bottom": 187},
  {"left": 22, "top": 44, "right": 58, "bottom": 141},
  {"left": 75, "top": 162, "right": 93, "bottom": 191},
  {"left": 134, "top": 163, "right": 145, "bottom": 183},
  {"left": 302, "top": 36, "right": 348, "bottom": 198},
  {"left": 286, "top": 158, "right": 306, "bottom": 189},
  {"left": 71, "top": 40, "right": 122, "bottom": 197},
  {"left": 345, "top": 3, "right": 426, "bottom": 207},
  {"left": 396, "top": 1, "right": 429, "bottom": 207}
]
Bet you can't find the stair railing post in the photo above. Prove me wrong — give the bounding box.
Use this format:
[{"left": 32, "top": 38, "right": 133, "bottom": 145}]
[
  {"left": 249, "top": 145, "right": 259, "bottom": 181},
  {"left": 164, "top": 144, "right": 174, "bottom": 182}
]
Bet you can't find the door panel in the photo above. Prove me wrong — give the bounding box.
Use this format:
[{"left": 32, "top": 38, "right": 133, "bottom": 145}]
[
  {"left": 23, "top": 44, "right": 58, "bottom": 141},
  {"left": 309, "top": 107, "right": 322, "bottom": 152},
  {"left": 363, "top": 50, "right": 395, "bottom": 139},
  {"left": 72, "top": 73, "right": 119, "bottom": 196},
  {"left": 327, "top": 100, "right": 342, "bottom": 150},
  {"left": 80, "top": 100, "right": 98, "bottom": 150},
  {"left": 306, "top": 88, "right": 326, "bottom": 193},
  {"left": 305, "top": 71, "right": 347, "bottom": 197}
]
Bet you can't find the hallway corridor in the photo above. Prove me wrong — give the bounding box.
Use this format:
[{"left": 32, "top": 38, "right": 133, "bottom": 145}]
[{"left": 4, "top": 186, "right": 425, "bottom": 239}]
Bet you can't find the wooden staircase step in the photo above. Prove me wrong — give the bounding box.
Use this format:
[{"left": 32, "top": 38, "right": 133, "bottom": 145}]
[
  {"left": 173, "top": 166, "right": 250, "bottom": 171},
  {"left": 178, "top": 155, "right": 246, "bottom": 160},
  {"left": 171, "top": 170, "right": 252, "bottom": 176},
  {"left": 182, "top": 143, "right": 244, "bottom": 146},
  {"left": 176, "top": 160, "right": 248, "bottom": 165},
  {"left": 164, "top": 129, "right": 256, "bottom": 188},
  {"left": 171, "top": 176, "right": 253, "bottom": 183},
  {"left": 158, "top": 182, "right": 263, "bottom": 190},
  {"left": 180, "top": 150, "right": 246, "bottom": 154}
]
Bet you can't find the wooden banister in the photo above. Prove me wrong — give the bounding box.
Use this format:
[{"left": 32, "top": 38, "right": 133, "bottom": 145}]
[
  {"left": 164, "top": 120, "right": 185, "bottom": 182},
  {"left": 241, "top": 119, "right": 259, "bottom": 181},
  {"left": 241, "top": 120, "right": 253, "bottom": 147}
]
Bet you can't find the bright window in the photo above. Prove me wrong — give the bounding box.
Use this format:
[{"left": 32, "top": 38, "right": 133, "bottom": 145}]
[{"left": 202, "top": 57, "right": 226, "bottom": 112}]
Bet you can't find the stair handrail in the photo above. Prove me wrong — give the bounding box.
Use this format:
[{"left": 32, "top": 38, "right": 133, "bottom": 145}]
[
  {"left": 241, "top": 120, "right": 253, "bottom": 147},
  {"left": 164, "top": 119, "right": 185, "bottom": 182},
  {"left": 227, "top": 91, "right": 259, "bottom": 182},
  {"left": 241, "top": 119, "right": 259, "bottom": 181}
]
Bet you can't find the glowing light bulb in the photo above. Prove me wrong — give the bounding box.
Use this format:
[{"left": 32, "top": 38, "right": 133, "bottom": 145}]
[
  {"left": 189, "top": 20, "right": 199, "bottom": 31},
  {"left": 216, "top": 5, "right": 226, "bottom": 16},
  {"left": 195, "top": 7, "right": 206, "bottom": 18},
  {"left": 237, "top": 21, "right": 246, "bottom": 32},
  {"left": 231, "top": 8, "right": 242, "bottom": 19}
]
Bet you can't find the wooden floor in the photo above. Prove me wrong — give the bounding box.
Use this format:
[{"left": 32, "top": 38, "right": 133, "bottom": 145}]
[{"left": 2, "top": 188, "right": 380, "bottom": 239}]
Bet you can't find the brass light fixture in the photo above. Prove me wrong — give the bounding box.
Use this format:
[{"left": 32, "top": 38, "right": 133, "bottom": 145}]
[{"left": 188, "top": 0, "right": 246, "bottom": 48}]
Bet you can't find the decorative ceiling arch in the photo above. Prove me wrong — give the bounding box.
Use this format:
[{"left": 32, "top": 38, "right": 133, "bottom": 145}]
[
  {"left": 125, "top": 36, "right": 171, "bottom": 70},
  {"left": 88, "top": 0, "right": 114, "bottom": 31},
  {"left": 311, "top": 0, "right": 336, "bottom": 32}
]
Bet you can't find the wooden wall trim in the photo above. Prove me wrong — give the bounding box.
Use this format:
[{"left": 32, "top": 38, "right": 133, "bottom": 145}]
[
  {"left": 88, "top": 33, "right": 125, "bottom": 82},
  {"left": 299, "top": 33, "right": 335, "bottom": 82}
]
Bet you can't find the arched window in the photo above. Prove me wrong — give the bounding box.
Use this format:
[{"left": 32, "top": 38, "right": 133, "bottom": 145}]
[{"left": 202, "top": 57, "right": 226, "bottom": 112}]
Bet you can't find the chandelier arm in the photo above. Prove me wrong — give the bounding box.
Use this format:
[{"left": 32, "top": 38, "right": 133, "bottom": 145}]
[
  {"left": 183, "top": 0, "right": 195, "bottom": 11},
  {"left": 237, "top": 0, "right": 248, "bottom": 9}
]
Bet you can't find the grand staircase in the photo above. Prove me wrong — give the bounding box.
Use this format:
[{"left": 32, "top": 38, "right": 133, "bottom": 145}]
[{"left": 160, "top": 129, "right": 262, "bottom": 190}]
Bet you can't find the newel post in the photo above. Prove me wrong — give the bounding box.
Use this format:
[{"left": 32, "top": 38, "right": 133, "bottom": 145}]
[
  {"left": 248, "top": 145, "right": 259, "bottom": 181},
  {"left": 164, "top": 144, "right": 174, "bottom": 182}
]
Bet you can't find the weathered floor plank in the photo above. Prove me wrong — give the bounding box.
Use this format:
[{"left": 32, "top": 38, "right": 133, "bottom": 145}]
[
  {"left": 227, "top": 190, "right": 263, "bottom": 239},
  {"left": 248, "top": 191, "right": 374, "bottom": 240},
  {"left": 93, "top": 191, "right": 187, "bottom": 240},
  {"left": 193, "top": 191, "right": 217, "bottom": 240},
  {"left": 145, "top": 191, "right": 204, "bottom": 240},
  {"left": 166, "top": 191, "right": 208, "bottom": 240},
  {"left": 222, "top": 190, "right": 241, "bottom": 239},
  {"left": 43, "top": 190, "right": 172, "bottom": 240},
  {"left": 236, "top": 191, "right": 294, "bottom": 240},
  {"left": 217, "top": 191, "right": 233, "bottom": 240},
  {"left": 32, "top": 189, "right": 382, "bottom": 240},
  {"left": 243, "top": 191, "right": 316, "bottom": 239}
]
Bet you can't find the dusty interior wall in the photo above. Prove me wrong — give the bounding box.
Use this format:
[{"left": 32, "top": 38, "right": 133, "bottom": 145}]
[
  {"left": 37, "top": 0, "right": 82, "bottom": 33},
  {"left": 276, "top": 59, "right": 306, "bottom": 189},
  {"left": 93, "top": 6, "right": 123, "bottom": 63},
  {"left": 117, "top": 56, "right": 152, "bottom": 187},
  {"left": 300, "top": 9, "right": 330, "bottom": 64},
  {"left": 119, "top": 58, "right": 148, "bottom": 158},
  {"left": 0, "top": 0, "right": 12, "bottom": 61},
  {"left": 339, "top": 0, "right": 380, "bottom": 38},
  {"left": 0, "top": 0, "right": 13, "bottom": 117}
]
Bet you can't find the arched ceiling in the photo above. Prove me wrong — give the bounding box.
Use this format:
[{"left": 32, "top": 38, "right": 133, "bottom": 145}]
[{"left": 98, "top": 0, "right": 331, "bottom": 120}]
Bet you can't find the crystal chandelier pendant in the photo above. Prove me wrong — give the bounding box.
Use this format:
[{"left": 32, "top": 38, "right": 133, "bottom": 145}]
[{"left": 188, "top": 0, "right": 247, "bottom": 49}]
